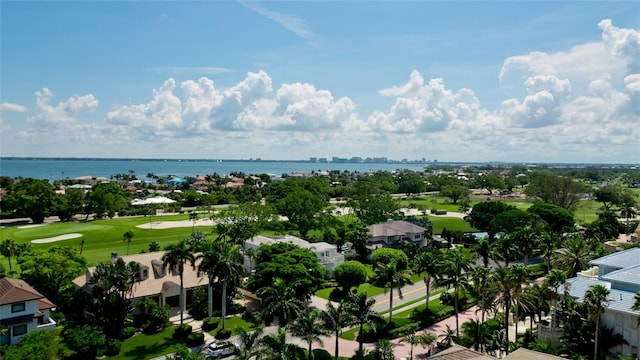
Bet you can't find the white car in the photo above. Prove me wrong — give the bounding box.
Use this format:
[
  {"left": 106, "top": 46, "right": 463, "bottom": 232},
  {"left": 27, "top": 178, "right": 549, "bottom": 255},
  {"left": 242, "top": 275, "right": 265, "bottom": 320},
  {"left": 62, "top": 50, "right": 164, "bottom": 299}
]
[{"left": 205, "top": 341, "right": 238, "bottom": 358}]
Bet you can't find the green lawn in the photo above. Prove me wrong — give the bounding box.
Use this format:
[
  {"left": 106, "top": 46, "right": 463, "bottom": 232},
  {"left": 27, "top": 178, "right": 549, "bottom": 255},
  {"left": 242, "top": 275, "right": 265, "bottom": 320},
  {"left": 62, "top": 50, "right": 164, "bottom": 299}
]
[
  {"left": 212, "top": 315, "right": 261, "bottom": 336},
  {"left": 427, "top": 216, "right": 476, "bottom": 234},
  {"left": 110, "top": 326, "right": 185, "bottom": 360},
  {"left": 0, "top": 214, "right": 214, "bottom": 267}
]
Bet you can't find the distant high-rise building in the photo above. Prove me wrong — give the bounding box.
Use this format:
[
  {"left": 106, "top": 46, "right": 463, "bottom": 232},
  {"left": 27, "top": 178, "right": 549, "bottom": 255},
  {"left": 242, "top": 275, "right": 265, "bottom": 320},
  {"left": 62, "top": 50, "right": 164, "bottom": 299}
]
[{"left": 310, "top": 157, "right": 318, "bottom": 163}]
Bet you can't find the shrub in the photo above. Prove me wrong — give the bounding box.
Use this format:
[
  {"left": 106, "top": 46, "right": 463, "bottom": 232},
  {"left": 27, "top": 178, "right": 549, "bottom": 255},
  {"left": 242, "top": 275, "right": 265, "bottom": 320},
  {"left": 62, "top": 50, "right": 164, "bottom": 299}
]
[
  {"left": 119, "top": 326, "right": 137, "bottom": 340},
  {"left": 202, "top": 317, "right": 220, "bottom": 331},
  {"left": 440, "top": 292, "right": 453, "bottom": 305},
  {"left": 215, "top": 328, "right": 232, "bottom": 340},
  {"left": 312, "top": 349, "right": 333, "bottom": 360},
  {"left": 173, "top": 324, "right": 193, "bottom": 339},
  {"left": 185, "top": 332, "right": 205, "bottom": 347},
  {"left": 102, "top": 338, "right": 122, "bottom": 356},
  {"left": 388, "top": 322, "right": 420, "bottom": 338}
]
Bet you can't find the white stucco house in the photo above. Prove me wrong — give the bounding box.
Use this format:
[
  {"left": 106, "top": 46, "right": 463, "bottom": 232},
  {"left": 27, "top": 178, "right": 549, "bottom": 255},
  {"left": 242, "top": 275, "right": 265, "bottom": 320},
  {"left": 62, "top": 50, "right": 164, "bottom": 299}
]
[
  {"left": 0, "top": 278, "right": 56, "bottom": 345},
  {"left": 244, "top": 235, "right": 344, "bottom": 277},
  {"left": 558, "top": 248, "right": 640, "bottom": 358}
]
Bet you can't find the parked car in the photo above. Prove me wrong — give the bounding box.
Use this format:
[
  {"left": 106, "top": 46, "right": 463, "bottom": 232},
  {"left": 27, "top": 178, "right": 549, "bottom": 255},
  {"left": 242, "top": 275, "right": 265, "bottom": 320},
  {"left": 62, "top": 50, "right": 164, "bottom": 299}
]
[{"left": 205, "top": 341, "right": 238, "bottom": 358}]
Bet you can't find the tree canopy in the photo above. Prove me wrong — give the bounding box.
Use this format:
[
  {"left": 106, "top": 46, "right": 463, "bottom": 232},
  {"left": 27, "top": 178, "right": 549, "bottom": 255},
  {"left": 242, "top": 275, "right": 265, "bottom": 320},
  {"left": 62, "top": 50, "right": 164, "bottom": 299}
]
[
  {"left": 524, "top": 171, "right": 588, "bottom": 211},
  {"left": 250, "top": 242, "right": 326, "bottom": 300}
]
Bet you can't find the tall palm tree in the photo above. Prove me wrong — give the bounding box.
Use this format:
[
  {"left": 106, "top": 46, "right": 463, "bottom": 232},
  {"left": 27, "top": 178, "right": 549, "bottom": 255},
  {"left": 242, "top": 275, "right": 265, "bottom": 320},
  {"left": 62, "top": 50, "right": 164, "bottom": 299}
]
[
  {"left": 537, "top": 230, "right": 556, "bottom": 271},
  {"left": 234, "top": 326, "right": 264, "bottom": 360},
  {"left": 322, "top": 301, "right": 354, "bottom": 360},
  {"left": 584, "top": 284, "right": 610, "bottom": 360},
  {"left": 373, "top": 259, "right": 412, "bottom": 320},
  {"left": 197, "top": 238, "right": 244, "bottom": 327},
  {"left": 345, "top": 291, "right": 383, "bottom": 353},
  {"left": 415, "top": 250, "right": 439, "bottom": 310},
  {"left": 491, "top": 234, "right": 517, "bottom": 267},
  {"left": 490, "top": 266, "right": 515, "bottom": 355},
  {"left": 122, "top": 230, "right": 135, "bottom": 255},
  {"left": 511, "top": 226, "right": 540, "bottom": 265},
  {"left": 436, "top": 248, "right": 471, "bottom": 337},
  {"left": 161, "top": 240, "right": 196, "bottom": 327},
  {"left": 257, "top": 277, "right": 305, "bottom": 328},
  {"left": 189, "top": 211, "right": 198, "bottom": 233},
  {"left": 0, "top": 238, "right": 18, "bottom": 271},
  {"left": 545, "top": 269, "right": 566, "bottom": 327},
  {"left": 471, "top": 237, "right": 491, "bottom": 268},
  {"left": 469, "top": 265, "right": 493, "bottom": 352},
  {"left": 244, "top": 247, "right": 257, "bottom": 275},
  {"left": 509, "top": 264, "right": 530, "bottom": 341},
  {"left": 553, "top": 234, "right": 594, "bottom": 277},
  {"left": 260, "top": 327, "right": 306, "bottom": 360},
  {"left": 288, "top": 308, "right": 328, "bottom": 360}
]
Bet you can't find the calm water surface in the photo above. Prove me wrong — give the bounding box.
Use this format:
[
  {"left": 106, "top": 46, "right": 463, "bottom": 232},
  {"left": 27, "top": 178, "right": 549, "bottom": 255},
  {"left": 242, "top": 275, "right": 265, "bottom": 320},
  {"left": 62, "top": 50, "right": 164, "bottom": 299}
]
[{"left": 0, "top": 158, "right": 425, "bottom": 180}]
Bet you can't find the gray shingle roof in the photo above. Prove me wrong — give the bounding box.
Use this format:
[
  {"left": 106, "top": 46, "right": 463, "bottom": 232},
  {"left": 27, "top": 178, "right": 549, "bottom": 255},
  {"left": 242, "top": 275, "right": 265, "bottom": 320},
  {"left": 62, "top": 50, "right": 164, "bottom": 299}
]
[{"left": 589, "top": 248, "right": 640, "bottom": 269}]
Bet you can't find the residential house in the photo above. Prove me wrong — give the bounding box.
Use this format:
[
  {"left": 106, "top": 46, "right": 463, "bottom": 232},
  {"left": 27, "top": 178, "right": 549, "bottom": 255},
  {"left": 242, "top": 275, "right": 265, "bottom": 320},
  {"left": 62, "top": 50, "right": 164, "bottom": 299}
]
[
  {"left": 72, "top": 251, "right": 207, "bottom": 314},
  {"left": 554, "top": 248, "right": 640, "bottom": 358},
  {"left": 0, "top": 278, "right": 56, "bottom": 345},
  {"left": 367, "top": 219, "right": 426, "bottom": 249},
  {"left": 244, "top": 235, "right": 344, "bottom": 277}
]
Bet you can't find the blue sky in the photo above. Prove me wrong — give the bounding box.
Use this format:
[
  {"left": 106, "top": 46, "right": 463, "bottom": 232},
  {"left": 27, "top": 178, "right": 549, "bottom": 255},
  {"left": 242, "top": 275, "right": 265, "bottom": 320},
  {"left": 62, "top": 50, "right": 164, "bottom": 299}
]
[{"left": 1, "top": 1, "right": 639, "bottom": 163}]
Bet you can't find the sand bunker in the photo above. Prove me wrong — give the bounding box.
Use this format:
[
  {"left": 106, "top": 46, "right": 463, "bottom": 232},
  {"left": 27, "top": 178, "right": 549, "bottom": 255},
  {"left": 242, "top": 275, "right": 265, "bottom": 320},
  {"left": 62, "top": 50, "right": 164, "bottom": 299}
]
[
  {"left": 18, "top": 224, "right": 48, "bottom": 229},
  {"left": 31, "top": 233, "right": 83, "bottom": 244},
  {"left": 136, "top": 218, "right": 216, "bottom": 230}
]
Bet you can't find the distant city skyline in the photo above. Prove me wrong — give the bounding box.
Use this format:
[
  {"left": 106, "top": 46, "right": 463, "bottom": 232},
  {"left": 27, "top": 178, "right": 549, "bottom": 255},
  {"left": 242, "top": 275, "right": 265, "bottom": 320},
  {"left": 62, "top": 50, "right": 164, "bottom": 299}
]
[{"left": 1, "top": 2, "right": 639, "bottom": 163}]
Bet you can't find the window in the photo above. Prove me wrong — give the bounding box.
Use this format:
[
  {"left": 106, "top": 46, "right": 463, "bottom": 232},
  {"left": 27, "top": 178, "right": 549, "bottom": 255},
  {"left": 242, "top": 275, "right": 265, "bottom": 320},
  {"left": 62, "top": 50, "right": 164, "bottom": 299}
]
[
  {"left": 11, "top": 303, "right": 25, "bottom": 313},
  {"left": 414, "top": 234, "right": 421, "bottom": 239},
  {"left": 12, "top": 325, "right": 27, "bottom": 336}
]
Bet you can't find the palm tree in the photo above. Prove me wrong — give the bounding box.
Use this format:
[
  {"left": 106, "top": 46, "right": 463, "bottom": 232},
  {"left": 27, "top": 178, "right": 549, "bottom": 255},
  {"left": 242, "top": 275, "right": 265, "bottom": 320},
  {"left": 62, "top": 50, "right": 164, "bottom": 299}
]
[
  {"left": 415, "top": 250, "right": 439, "bottom": 310},
  {"left": 122, "top": 230, "right": 135, "bottom": 255},
  {"left": 584, "top": 284, "right": 610, "bottom": 360},
  {"left": 373, "top": 259, "right": 412, "bottom": 320},
  {"left": 537, "top": 230, "right": 556, "bottom": 272},
  {"left": 490, "top": 266, "right": 515, "bottom": 354},
  {"left": 374, "top": 339, "right": 395, "bottom": 360},
  {"left": 161, "top": 240, "right": 196, "bottom": 327},
  {"left": 322, "top": 301, "right": 354, "bottom": 360},
  {"left": 545, "top": 269, "right": 566, "bottom": 327},
  {"left": 0, "top": 238, "right": 18, "bottom": 271},
  {"left": 436, "top": 248, "right": 471, "bottom": 337},
  {"left": 257, "top": 277, "right": 305, "bottom": 328},
  {"left": 471, "top": 237, "right": 491, "bottom": 268},
  {"left": 345, "top": 291, "right": 383, "bottom": 353},
  {"left": 197, "top": 238, "right": 244, "bottom": 327},
  {"left": 619, "top": 204, "right": 637, "bottom": 225},
  {"left": 244, "top": 247, "right": 256, "bottom": 275},
  {"left": 416, "top": 332, "right": 438, "bottom": 357},
  {"left": 491, "top": 233, "right": 517, "bottom": 267},
  {"left": 234, "top": 326, "right": 264, "bottom": 360},
  {"left": 469, "top": 265, "right": 493, "bottom": 352},
  {"left": 288, "top": 308, "right": 328, "bottom": 360},
  {"left": 439, "top": 324, "right": 456, "bottom": 348},
  {"left": 553, "top": 234, "right": 594, "bottom": 277},
  {"left": 189, "top": 211, "right": 198, "bottom": 233},
  {"left": 509, "top": 264, "right": 530, "bottom": 342},
  {"left": 399, "top": 324, "right": 420, "bottom": 360},
  {"left": 511, "top": 226, "right": 540, "bottom": 265},
  {"left": 260, "top": 327, "right": 306, "bottom": 360}
]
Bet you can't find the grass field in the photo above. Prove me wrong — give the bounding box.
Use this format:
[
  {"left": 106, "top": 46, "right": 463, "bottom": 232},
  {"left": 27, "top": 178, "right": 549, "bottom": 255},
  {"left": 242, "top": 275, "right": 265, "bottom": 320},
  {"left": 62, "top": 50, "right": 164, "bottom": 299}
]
[
  {"left": 110, "top": 326, "right": 183, "bottom": 360},
  {"left": 0, "top": 214, "right": 213, "bottom": 268}
]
